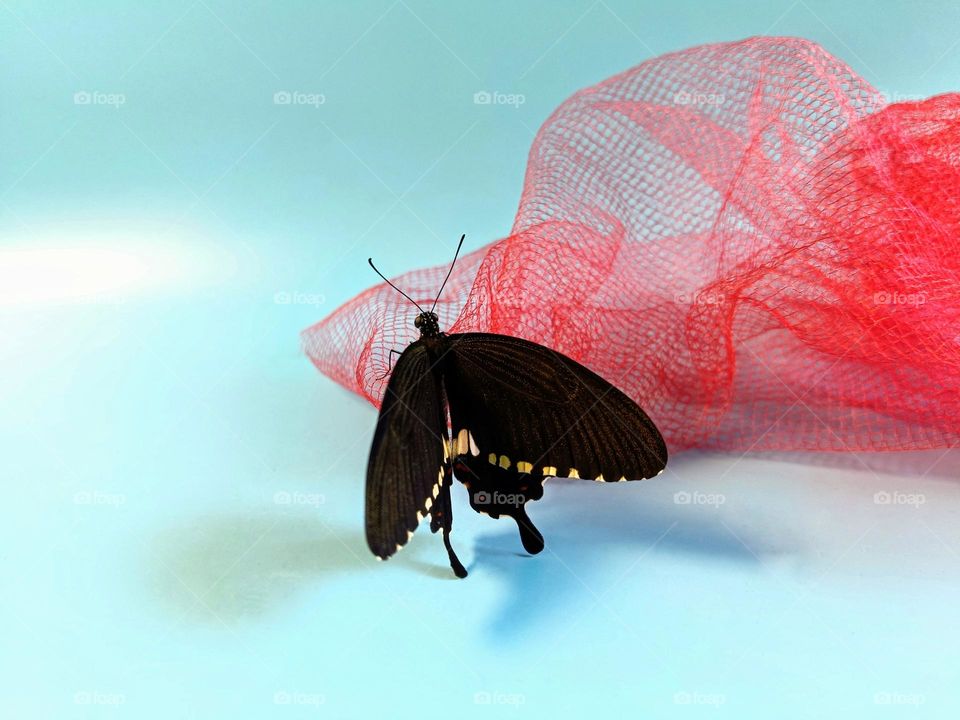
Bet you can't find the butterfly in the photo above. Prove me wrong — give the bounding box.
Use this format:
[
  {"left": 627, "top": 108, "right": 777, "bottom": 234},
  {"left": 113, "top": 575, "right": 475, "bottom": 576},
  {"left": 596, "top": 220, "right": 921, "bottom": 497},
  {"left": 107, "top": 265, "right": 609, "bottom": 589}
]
[{"left": 366, "top": 235, "right": 668, "bottom": 578}]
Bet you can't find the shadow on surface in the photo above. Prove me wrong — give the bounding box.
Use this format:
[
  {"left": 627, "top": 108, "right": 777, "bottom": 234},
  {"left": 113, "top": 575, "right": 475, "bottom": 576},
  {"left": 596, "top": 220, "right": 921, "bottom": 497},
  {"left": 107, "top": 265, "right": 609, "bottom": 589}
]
[
  {"left": 466, "top": 457, "right": 799, "bottom": 639},
  {"left": 149, "top": 444, "right": 946, "bottom": 634},
  {"left": 744, "top": 448, "right": 960, "bottom": 480},
  {"left": 150, "top": 514, "right": 393, "bottom": 623}
]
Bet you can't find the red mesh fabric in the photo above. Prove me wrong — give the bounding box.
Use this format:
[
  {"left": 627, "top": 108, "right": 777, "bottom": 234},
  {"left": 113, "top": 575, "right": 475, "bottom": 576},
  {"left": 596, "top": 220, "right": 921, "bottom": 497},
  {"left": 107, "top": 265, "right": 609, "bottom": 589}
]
[{"left": 303, "top": 36, "right": 960, "bottom": 452}]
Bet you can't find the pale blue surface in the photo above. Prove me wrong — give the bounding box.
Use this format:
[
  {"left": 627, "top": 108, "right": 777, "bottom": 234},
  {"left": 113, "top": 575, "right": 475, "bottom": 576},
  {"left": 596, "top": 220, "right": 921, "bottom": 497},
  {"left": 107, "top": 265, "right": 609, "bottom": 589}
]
[{"left": 2, "top": 2, "right": 959, "bottom": 718}]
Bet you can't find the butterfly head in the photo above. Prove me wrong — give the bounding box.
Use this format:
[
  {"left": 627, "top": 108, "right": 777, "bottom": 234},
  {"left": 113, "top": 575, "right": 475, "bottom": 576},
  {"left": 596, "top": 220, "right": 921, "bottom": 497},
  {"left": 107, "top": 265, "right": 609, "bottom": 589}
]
[
  {"left": 368, "top": 234, "right": 464, "bottom": 340},
  {"left": 414, "top": 311, "right": 440, "bottom": 337}
]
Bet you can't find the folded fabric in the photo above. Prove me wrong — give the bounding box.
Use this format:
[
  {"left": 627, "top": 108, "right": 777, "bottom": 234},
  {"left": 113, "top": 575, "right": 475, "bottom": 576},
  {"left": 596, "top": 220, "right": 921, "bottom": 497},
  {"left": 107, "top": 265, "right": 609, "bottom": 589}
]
[{"left": 304, "top": 36, "right": 960, "bottom": 453}]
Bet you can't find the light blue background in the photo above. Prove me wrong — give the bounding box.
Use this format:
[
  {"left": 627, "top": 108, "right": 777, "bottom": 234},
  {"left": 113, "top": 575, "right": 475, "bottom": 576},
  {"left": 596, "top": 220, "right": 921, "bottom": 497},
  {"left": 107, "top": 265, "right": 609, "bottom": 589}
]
[{"left": 3, "top": 1, "right": 959, "bottom": 718}]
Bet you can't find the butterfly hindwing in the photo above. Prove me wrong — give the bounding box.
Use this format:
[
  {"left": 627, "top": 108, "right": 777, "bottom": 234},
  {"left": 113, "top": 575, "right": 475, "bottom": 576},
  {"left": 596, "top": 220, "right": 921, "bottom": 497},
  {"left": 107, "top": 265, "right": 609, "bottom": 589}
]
[
  {"left": 452, "top": 453, "right": 546, "bottom": 554},
  {"left": 365, "top": 342, "right": 447, "bottom": 560},
  {"left": 443, "top": 332, "right": 667, "bottom": 483}
]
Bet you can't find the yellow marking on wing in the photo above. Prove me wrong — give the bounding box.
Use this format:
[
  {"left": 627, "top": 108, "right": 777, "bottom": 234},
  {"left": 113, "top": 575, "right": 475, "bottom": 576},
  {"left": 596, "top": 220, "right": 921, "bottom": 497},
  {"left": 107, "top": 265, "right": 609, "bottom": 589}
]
[
  {"left": 517, "top": 461, "right": 533, "bottom": 474},
  {"left": 568, "top": 468, "right": 580, "bottom": 479},
  {"left": 499, "top": 455, "right": 511, "bottom": 470},
  {"left": 542, "top": 466, "right": 557, "bottom": 476}
]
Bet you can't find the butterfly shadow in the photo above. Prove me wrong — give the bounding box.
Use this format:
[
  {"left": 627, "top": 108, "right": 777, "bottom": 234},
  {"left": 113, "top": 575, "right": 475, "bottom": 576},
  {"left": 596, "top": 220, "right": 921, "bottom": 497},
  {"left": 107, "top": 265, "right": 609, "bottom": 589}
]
[
  {"left": 466, "top": 457, "right": 799, "bottom": 640},
  {"left": 149, "top": 513, "right": 403, "bottom": 624}
]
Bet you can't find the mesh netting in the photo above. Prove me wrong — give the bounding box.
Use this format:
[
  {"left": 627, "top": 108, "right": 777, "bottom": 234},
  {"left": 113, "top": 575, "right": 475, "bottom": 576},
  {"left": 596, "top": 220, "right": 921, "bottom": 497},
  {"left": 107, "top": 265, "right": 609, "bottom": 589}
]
[{"left": 303, "top": 36, "right": 960, "bottom": 452}]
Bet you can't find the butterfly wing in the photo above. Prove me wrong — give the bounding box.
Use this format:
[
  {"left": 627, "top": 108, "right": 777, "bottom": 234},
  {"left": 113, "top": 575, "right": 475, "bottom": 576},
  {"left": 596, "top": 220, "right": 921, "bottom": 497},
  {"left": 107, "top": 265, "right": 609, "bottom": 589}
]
[
  {"left": 365, "top": 342, "right": 447, "bottom": 560},
  {"left": 452, "top": 454, "right": 546, "bottom": 554},
  {"left": 443, "top": 333, "right": 667, "bottom": 483}
]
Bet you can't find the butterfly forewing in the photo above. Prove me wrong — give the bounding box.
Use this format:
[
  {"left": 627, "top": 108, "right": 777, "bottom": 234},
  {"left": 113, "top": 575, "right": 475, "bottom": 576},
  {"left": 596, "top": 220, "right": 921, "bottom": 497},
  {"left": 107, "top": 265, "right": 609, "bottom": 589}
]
[
  {"left": 365, "top": 342, "right": 447, "bottom": 559},
  {"left": 443, "top": 333, "right": 667, "bottom": 483}
]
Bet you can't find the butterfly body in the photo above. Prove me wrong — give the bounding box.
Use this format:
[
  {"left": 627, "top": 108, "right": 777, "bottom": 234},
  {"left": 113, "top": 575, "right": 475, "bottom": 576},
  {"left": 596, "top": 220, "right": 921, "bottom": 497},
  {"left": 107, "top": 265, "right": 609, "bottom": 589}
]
[{"left": 366, "top": 310, "right": 668, "bottom": 579}]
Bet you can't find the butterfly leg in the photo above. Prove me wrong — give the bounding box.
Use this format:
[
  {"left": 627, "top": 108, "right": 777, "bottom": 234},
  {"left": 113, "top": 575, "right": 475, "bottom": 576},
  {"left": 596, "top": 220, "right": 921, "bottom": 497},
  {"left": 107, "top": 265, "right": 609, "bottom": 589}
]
[
  {"left": 376, "top": 349, "right": 404, "bottom": 381},
  {"left": 429, "top": 462, "right": 468, "bottom": 578}
]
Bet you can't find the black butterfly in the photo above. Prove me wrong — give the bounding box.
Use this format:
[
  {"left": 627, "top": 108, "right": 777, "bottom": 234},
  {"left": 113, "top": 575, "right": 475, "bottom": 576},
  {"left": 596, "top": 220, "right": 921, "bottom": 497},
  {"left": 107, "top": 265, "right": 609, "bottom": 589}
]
[{"left": 366, "top": 236, "right": 668, "bottom": 578}]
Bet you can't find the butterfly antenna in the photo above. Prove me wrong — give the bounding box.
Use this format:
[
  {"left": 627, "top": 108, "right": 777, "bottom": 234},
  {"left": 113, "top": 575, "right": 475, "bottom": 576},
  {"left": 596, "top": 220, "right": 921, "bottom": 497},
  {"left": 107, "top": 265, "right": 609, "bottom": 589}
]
[
  {"left": 368, "top": 258, "right": 426, "bottom": 313},
  {"left": 431, "top": 234, "right": 465, "bottom": 313}
]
